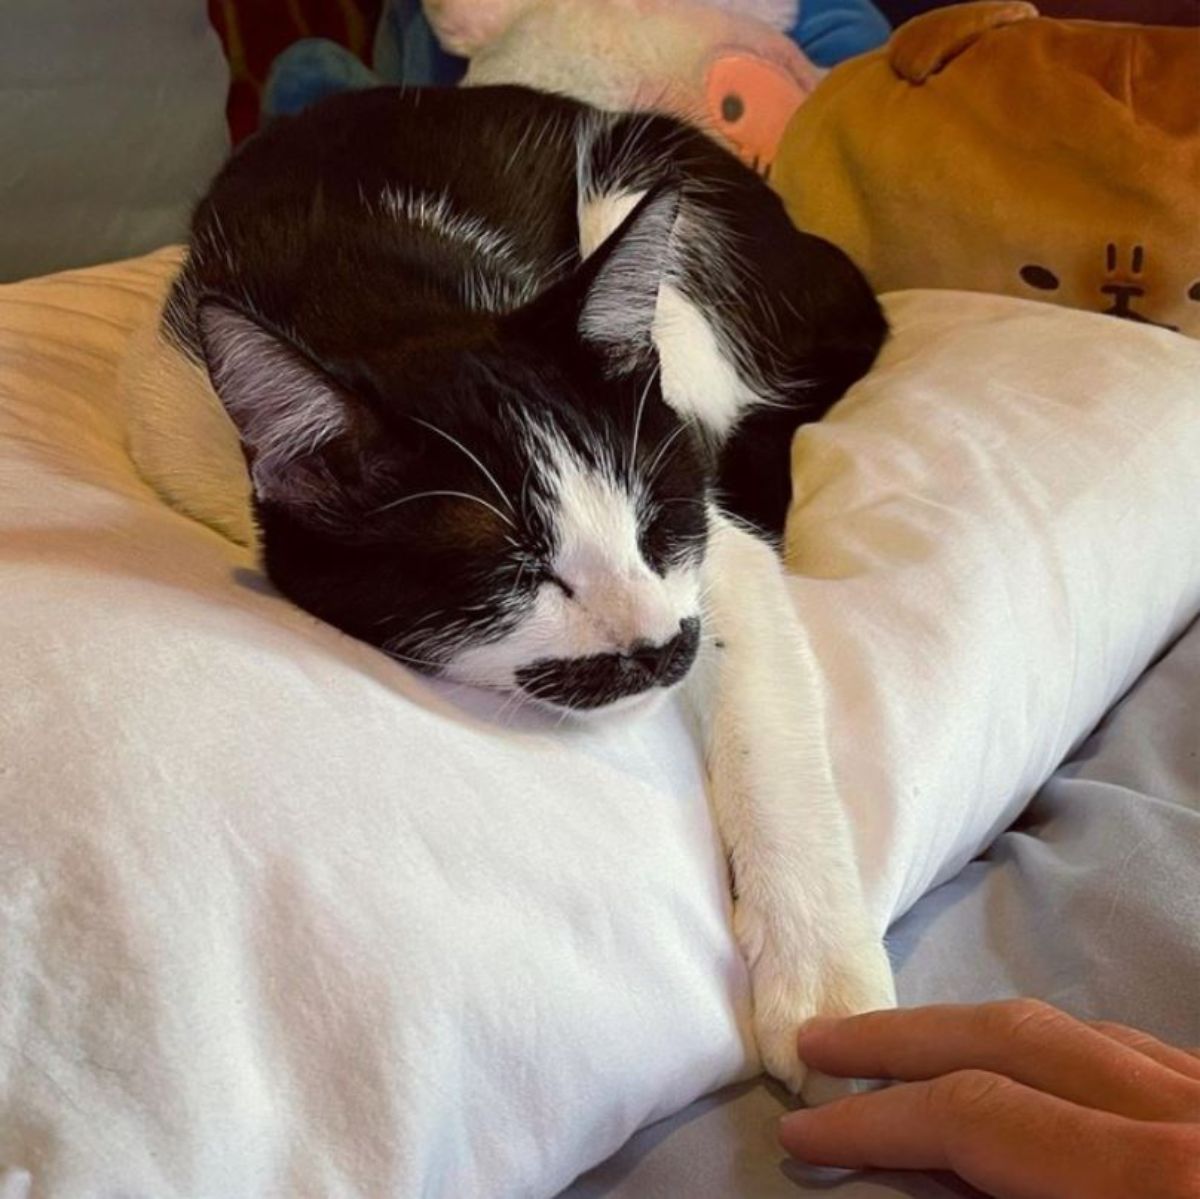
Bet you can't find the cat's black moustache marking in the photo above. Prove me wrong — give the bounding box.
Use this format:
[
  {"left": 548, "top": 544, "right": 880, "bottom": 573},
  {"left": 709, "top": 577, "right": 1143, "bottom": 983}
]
[
  {"left": 516, "top": 617, "right": 702, "bottom": 710},
  {"left": 170, "top": 85, "right": 886, "bottom": 710}
]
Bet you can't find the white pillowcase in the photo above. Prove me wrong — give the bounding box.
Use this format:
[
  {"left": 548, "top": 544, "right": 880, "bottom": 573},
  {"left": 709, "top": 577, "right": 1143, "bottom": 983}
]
[
  {"left": 0, "top": 253, "right": 747, "bottom": 1199},
  {"left": 787, "top": 294, "right": 1200, "bottom": 929},
  {"left": 1, "top": 252, "right": 1199, "bottom": 1197}
]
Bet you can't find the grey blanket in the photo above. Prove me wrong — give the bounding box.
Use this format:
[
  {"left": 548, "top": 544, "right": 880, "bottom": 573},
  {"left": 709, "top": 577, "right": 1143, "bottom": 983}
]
[{"left": 565, "top": 614, "right": 1200, "bottom": 1197}]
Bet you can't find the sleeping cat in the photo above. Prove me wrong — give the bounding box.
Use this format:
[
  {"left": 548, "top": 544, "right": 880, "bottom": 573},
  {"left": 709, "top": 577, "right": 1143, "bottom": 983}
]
[{"left": 131, "top": 84, "right": 894, "bottom": 1093}]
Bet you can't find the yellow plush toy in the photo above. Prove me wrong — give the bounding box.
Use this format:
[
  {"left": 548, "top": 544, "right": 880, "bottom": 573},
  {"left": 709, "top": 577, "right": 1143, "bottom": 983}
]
[{"left": 773, "top": 1, "right": 1200, "bottom": 336}]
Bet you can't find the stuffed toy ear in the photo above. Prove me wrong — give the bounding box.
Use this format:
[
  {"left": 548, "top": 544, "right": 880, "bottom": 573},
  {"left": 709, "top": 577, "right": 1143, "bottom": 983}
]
[
  {"left": 889, "top": 1, "right": 1038, "bottom": 83},
  {"left": 198, "top": 303, "right": 379, "bottom": 509},
  {"left": 422, "top": 0, "right": 539, "bottom": 56},
  {"left": 705, "top": 53, "right": 811, "bottom": 173}
]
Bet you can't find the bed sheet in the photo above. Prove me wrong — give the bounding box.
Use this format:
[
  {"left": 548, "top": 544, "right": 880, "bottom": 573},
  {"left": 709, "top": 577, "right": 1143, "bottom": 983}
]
[{"left": 564, "top": 612, "right": 1200, "bottom": 1197}]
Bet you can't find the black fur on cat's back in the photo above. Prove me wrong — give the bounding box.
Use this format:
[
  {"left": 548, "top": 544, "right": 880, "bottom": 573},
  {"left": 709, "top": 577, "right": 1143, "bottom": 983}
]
[{"left": 166, "top": 85, "right": 886, "bottom": 539}]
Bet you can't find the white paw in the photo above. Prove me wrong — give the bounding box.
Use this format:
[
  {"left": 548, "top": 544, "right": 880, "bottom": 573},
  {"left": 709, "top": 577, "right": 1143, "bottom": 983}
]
[{"left": 735, "top": 899, "right": 896, "bottom": 1098}]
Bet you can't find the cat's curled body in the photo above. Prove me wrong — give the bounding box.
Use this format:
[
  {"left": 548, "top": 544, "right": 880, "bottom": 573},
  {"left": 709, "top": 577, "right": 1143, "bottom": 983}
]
[{"left": 139, "top": 84, "right": 895, "bottom": 1093}]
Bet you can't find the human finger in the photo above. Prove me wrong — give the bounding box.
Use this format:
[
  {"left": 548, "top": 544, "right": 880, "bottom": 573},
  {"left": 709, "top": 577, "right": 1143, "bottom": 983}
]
[
  {"left": 779, "top": 1069, "right": 1187, "bottom": 1199},
  {"left": 1086, "top": 1020, "right": 1200, "bottom": 1088},
  {"left": 795, "top": 1000, "right": 1198, "bottom": 1121}
]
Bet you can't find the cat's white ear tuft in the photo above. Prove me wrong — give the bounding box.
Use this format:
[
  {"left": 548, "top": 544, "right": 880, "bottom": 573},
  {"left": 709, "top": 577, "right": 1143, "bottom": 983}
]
[
  {"left": 198, "top": 302, "right": 350, "bottom": 500},
  {"left": 578, "top": 185, "right": 681, "bottom": 363}
]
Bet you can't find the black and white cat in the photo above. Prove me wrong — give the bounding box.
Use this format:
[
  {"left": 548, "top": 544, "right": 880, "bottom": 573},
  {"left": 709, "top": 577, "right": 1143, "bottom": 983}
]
[{"left": 129, "top": 84, "right": 894, "bottom": 1092}]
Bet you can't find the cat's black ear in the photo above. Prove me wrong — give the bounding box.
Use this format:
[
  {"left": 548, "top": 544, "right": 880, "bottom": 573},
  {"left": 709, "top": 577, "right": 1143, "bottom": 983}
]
[
  {"left": 514, "top": 184, "right": 680, "bottom": 367},
  {"left": 198, "top": 301, "right": 378, "bottom": 508}
]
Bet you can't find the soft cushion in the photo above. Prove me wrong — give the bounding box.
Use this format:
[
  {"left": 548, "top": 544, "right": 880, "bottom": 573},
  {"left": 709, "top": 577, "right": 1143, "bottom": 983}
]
[
  {"left": 0, "top": 1, "right": 228, "bottom": 282},
  {"left": 0, "top": 253, "right": 746, "bottom": 1198},
  {"left": 2, "top": 252, "right": 1200, "bottom": 1197},
  {"left": 773, "top": 2, "right": 1200, "bottom": 337},
  {"left": 786, "top": 291, "right": 1200, "bottom": 924}
]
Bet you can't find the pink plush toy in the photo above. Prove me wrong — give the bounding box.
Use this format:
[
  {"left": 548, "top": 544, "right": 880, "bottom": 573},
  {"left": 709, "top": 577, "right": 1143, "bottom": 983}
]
[{"left": 425, "top": 0, "right": 824, "bottom": 172}]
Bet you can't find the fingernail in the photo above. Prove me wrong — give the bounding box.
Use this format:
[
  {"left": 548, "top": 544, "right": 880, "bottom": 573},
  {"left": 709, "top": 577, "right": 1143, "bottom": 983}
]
[
  {"left": 779, "top": 1110, "right": 812, "bottom": 1129},
  {"left": 778, "top": 1110, "right": 814, "bottom": 1142},
  {"left": 796, "top": 1016, "right": 840, "bottom": 1041}
]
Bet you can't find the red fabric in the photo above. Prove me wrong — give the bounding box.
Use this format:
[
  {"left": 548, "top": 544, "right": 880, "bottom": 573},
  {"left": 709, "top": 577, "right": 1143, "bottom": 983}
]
[{"left": 207, "top": 0, "right": 383, "bottom": 143}]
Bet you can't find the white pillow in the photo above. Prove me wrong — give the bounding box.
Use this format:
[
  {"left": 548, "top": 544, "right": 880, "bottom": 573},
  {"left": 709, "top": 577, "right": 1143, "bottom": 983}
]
[
  {"left": 0, "top": 253, "right": 747, "bottom": 1198},
  {"left": 787, "top": 294, "right": 1200, "bottom": 930},
  {"left": 2, "top": 253, "right": 1199, "bottom": 1197}
]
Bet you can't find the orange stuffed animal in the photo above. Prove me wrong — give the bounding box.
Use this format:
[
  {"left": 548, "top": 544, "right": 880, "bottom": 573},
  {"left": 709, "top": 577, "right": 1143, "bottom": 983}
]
[{"left": 773, "top": 2, "right": 1200, "bottom": 336}]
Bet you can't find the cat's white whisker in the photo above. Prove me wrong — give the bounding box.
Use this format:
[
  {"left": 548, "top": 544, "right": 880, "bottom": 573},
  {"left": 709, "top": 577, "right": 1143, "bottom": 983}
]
[
  {"left": 411, "top": 417, "right": 517, "bottom": 519},
  {"left": 627, "top": 364, "right": 659, "bottom": 481},
  {"left": 517, "top": 457, "right": 536, "bottom": 524},
  {"left": 383, "top": 647, "right": 450, "bottom": 672},
  {"left": 643, "top": 422, "right": 689, "bottom": 484},
  {"left": 495, "top": 685, "right": 538, "bottom": 726},
  {"left": 371, "top": 488, "right": 514, "bottom": 527}
]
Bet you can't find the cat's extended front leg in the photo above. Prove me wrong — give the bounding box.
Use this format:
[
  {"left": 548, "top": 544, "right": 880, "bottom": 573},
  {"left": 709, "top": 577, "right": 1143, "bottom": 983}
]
[{"left": 689, "top": 512, "right": 896, "bottom": 1096}]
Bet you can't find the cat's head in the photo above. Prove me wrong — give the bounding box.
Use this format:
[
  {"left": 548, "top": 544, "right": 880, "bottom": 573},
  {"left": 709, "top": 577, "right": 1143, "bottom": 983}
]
[{"left": 200, "top": 188, "right": 710, "bottom": 714}]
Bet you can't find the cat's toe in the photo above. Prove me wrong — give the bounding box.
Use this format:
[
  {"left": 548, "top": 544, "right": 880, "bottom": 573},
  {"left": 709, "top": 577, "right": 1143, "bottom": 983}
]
[{"left": 756, "top": 1014, "right": 811, "bottom": 1094}]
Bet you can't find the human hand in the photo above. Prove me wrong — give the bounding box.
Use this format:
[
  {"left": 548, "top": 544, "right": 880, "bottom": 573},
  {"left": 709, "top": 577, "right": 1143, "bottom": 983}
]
[{"left": 777, "top": 999, "right": 1200, "bottom": 1198}]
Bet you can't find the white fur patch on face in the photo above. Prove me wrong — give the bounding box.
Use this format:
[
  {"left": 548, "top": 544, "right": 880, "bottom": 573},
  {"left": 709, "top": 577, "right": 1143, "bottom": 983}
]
[
  {"left": 549, "top": 451, "right": 691, "bottom": 652},
  {"left": 440, "top": 426, "right": 702, "bottom": 693}
]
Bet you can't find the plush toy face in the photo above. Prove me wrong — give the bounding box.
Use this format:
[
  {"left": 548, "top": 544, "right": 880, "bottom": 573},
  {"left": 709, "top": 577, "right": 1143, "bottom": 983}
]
[
  {"left": 1018, "top": 242, "right": 1200, "bottom": 335},
  {"left": 774, "top": 3, "right": 1200, "bottom": 339}
]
